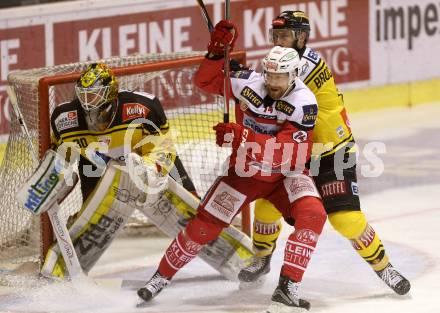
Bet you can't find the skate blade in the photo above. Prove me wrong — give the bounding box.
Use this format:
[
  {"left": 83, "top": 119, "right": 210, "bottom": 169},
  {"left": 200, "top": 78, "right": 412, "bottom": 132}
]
[
  {"left": 264, "top": 301, "right": 309, "bottom": 313},
  {"left": 239, "top": 275, "right": 266, "bottom": 290},
  {"left": 136, "top": 298, "right": 150, "bottom": 308}
]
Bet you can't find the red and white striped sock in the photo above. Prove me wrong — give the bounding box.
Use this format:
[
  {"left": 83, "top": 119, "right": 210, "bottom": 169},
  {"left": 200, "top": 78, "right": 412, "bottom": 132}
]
[
  {"left": 158, "top": 230, "right": 202, "bottom": 278},
  {"left": 282, "top": 228, "right": 319, "bottom": 282}
]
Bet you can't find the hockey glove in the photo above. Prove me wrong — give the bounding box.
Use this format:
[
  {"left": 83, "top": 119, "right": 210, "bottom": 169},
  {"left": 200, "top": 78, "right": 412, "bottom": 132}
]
[
  {"left": 207, "top": 20, "right": 238, "bottom": 59},
  {"left": 213, "top": 122, "right": 253, "bottom": 150},
  {"left": 125, "top": 152, "right": 167, "bottom": 195}
]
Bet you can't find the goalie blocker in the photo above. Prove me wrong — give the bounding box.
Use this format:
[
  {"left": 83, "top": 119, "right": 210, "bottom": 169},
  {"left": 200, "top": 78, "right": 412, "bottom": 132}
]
[
  {"left": 17, "top": 149, "right": 79, "bottom": 216},
  {"left": 34, "top": 151, "right": 252, "bottom": 280}
]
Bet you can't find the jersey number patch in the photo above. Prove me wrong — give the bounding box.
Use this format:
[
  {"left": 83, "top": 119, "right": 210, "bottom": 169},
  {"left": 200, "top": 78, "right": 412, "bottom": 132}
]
[{"left": 307, "top": 50, "right": 319, "bottom": 61}]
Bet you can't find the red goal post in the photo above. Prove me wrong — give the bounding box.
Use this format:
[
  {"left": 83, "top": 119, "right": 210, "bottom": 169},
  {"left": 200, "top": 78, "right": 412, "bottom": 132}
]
[{"left": 0, "top": 51, "right": 250, "bottom": 268}]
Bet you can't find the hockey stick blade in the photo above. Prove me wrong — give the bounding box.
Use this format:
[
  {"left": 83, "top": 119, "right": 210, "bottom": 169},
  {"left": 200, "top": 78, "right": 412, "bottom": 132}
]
[
  {"left": 94, "top": 278, "right": 123, "bottom": 289},
  {"left": 121, "top": 279, "right": 145, "bottom": 290}
]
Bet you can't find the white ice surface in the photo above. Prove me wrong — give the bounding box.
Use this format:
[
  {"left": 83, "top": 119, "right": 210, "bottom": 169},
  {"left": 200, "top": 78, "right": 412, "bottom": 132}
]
[{"left": 1, "top": 103, "right": 439, "bottom": 313}]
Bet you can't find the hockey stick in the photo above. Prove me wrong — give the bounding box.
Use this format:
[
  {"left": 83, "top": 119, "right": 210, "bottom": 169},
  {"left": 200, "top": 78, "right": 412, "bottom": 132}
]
[
  {"left": 7, "top": 85, "right": 85, "bottom": 279},
  {"left": 223, "top": 0, "right": 231, "bottom": 123},
  {"left": 7, "top": 85, "right": 38, "bottom": 161},
  {"left": 196, "top": 0, "right": 214, "bottom": 32},
  {"left": 195, "top": 1, "right": 250, "bottom": 235},
  {"left": 196, "top": 0, "right": 231, "bottom": 122}
]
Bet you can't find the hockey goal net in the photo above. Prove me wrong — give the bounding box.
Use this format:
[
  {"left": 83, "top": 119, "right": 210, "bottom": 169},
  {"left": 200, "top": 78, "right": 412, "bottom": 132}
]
[{"left": 0, "top": 51, "right": 248, "bottom": 269}]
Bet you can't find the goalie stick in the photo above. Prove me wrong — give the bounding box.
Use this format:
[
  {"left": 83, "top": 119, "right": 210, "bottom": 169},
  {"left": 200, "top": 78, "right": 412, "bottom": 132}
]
[{"left": 7, "top": 85, "right": 85, "bottom": 279}]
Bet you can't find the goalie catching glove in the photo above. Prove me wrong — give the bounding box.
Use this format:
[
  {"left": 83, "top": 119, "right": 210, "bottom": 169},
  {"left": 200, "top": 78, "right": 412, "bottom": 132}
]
[{"left": 124, "top": 152, "right": 168, "bottom": 201}]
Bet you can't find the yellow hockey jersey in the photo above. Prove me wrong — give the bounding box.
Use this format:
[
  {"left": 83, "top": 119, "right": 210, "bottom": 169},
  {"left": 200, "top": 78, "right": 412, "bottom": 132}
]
[
  {"left": 50, "top": 90, "right": 175, "bottom": 176},
  {"left": 298, "top": 47, "right": 353, "bottom": 157}
]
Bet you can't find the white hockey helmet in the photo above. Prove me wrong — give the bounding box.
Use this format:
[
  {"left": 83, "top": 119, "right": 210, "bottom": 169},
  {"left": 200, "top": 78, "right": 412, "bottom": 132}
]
[{"left": 262, "top": 45, "right": 300, "bottom": 87}]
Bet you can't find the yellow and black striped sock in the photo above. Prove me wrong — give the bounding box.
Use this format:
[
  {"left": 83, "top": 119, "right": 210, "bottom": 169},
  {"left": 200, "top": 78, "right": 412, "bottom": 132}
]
[{"left": 350, "top": 223, "right": 389, "bottom": 272}]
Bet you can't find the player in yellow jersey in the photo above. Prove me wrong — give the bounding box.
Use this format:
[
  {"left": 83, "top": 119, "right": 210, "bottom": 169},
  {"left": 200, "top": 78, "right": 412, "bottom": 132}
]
[
  {"left": 41, "top": 63, "right": 197, "bottom": 278},
  {"left": 238, "top": 11, "right": 411, "bottom": 295},
  {"left": 50, "top": 63, "right": 196, "bottom": 199}
]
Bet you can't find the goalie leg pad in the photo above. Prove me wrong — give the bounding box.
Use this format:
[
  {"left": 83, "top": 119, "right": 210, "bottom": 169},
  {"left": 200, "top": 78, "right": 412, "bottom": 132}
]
[{"left": 42, "top": 161, "right": 146, "bottom": 279}]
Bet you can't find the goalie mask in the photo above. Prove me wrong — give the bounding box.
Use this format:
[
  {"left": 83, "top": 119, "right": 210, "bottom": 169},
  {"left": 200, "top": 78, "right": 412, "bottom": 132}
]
[
  {"left": 262, "top": 46, "right": 300, "bottom": 99},
  {"left": 75, "top": 63, "right": 118, "bottom": 131},
  {"left": 270, "top": 11, "right": 311, "bottom": 51}
]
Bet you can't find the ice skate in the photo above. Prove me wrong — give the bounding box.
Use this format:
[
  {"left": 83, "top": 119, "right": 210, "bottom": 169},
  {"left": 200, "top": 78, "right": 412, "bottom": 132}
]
[
  {"left": 265, "top": 274, "right": 310, "bottom": 313},
  {"left": 137, "top": 271, "right": 170, "bottom": 305},
  {"left": 238, "top": 253, "right": 272, "bottom": 288},
  {"left": 376, "top": 263, "right": 411, "bottom": 295}
]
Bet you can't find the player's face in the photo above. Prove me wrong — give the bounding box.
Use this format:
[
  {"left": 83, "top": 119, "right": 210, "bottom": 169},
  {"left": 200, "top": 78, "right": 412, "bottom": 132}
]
[
  {"left": 75, "top": 86, "right": 110, "bottom": 111},
  {"left": 84, "top": 102, "right": 115, "bottom": 131},
  {"left": 271, "top": 29, "right": 295, "bottom": 48},
  {"left": 264, "top": 72, "right": 290, "bottom": 99}
]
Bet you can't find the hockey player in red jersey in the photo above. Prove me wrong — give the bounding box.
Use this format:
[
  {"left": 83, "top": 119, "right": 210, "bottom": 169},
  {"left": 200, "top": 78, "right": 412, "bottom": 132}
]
[
  {"left": 137, "top": 20, "right": 326, "bottom": 312},
  {"left": 238, "top": 11, "right": 411, "bottom": 297}
]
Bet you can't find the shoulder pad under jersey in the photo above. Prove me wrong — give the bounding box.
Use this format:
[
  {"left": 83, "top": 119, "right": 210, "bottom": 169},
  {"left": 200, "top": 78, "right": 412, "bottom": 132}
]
[
  {"left": 117, "top": 91, "right": 155, "bottom": 121},
  {"left": 117, "top": 90, "right": 168, "bottom": 131},
  {"left": 302, "top": 47, "right": 321, "bottom": 64},
  {"left": 230, "top": 69, "right": 254, "bottom": 79},
  {"left": 298, "top": 47, "right": 328, "bottom": 83},
  {"left": 51, "top": 99, "right": 83, "bottom": 135},
  {"left": 231, "top": 72, "right": 266, "bottom": 108}
]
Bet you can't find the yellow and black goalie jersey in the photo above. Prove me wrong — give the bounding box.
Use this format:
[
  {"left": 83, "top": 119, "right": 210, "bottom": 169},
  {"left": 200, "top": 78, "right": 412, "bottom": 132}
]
[
  {"left": 50, "top": 90, "right": 174, "bottom": 180},
  {"left": 298, "top": 47, "right": 353, "bottom": 158}
]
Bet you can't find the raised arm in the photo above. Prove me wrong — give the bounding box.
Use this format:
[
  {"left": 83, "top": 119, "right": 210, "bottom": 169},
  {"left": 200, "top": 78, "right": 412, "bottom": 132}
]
[{"left": 194, "top": 19, "right": 238, "bottom": 96}]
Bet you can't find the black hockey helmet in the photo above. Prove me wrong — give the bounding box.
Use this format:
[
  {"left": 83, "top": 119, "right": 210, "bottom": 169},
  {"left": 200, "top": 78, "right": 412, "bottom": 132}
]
[
  {"left": 270, "top": 11, "right": 311, "bottom": 49},
  {"left": 272, "top": 11, "right": 311, "bottom": 33}
]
